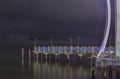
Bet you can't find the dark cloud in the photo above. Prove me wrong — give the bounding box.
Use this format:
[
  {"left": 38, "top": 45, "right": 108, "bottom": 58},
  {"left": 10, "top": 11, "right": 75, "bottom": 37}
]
[{"left": 0, "top": 0, "right": 115, "bottom": 48}]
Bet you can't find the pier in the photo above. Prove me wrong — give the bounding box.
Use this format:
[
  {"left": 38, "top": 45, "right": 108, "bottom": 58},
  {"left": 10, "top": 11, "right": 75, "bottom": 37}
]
[
  {"left": 30, "top": 45, "right": 115, "bottom": 64},
  {"left": 95, "top": 58, "right": 120, "bottom": 68}
]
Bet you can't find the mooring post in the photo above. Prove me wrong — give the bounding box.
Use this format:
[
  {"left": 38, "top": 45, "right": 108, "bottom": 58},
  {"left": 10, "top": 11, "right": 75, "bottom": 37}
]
[
  {"left": 21, "top": 48, "right": 24, "bottom": 72},
  {"left": 29, "top": 49, "right": 31, "bottom": 60},
  {"left": 22, "top": 48, "right": 24, "bottom": 58},
  {"left": 29, "top": 49, "right": 31, "bottom": 64}
]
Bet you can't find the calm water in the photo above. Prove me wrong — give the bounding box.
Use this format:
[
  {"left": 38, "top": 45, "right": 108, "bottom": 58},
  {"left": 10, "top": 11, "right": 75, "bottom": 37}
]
[{"left": 0, "top": 49, "right": 120, "bottom": 79}]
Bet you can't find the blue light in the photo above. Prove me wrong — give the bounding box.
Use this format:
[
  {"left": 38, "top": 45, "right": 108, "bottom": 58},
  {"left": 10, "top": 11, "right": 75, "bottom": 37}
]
[
  {"left": 36, "top": 47, "right": 39, "bottom": 51},
  {"left": 60, "top": 47, "right": 64, "bottom": 51},
  {"left": 87, "top": 47, "right": 92, "bottom": 52},
  {"left": 80, "top": 47, "right": 84, "bottom": 52}
]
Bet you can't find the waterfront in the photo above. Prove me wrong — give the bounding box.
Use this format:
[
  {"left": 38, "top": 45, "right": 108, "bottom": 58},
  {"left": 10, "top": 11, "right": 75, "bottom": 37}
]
[{"left": 0, "top": 49, "right": 120, "bottom": 79}]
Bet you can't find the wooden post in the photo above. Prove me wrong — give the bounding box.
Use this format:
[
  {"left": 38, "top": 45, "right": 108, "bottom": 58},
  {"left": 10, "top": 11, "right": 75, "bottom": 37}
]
[
  {"left": 28, "top": 49, "right": 31, "bottom": 68},
  {"left": 22, "top": 48, "right": 24, "bottom": 58},
  {"left": 29, "top": 49, "right": 31, "bottom": 59},
  {"left": 21, "top": 48, "right": 24, "bottom": 71}
]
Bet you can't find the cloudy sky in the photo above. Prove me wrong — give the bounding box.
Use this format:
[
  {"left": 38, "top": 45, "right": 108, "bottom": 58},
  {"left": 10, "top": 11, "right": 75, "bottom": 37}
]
[{"left": 0, "top": 0, "right": 116, "bottom": 48}]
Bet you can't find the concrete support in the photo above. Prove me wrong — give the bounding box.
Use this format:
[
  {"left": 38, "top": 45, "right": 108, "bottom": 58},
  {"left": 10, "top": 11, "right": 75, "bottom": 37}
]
[
  {"left": 58, "top": 46, "right": 61, "bottom": 54},
  {"left": 84, "top": 46, "right": 86, "bottom": 55},
  {"left": 38, "top": 46, "right": 40, "bottom": 52},
  {"left": 77, "top": 46, "right": 79, "bottom": 54},
  {"left": 33, "top": 53, "right": 35, "bottom": 61},
  {"left": 64, "top": 46, "right": 67, "bottom": 54},
  {"left": 109, "top": 46, "right": 112, "bottom": 52},
  {"left": 53, "top": 46, "right": 55, "bottom": 54},
  {"left": 94, "top": 46, "right": 97, "bottom": 54},
  {"left": 55, "top": 46, "right": 58, "bottom": 54},
  {"left": 34, "top": 46, "right": 36, "bottom": 51},
  {"left": 36, "top": 53, "right": 38, "bottom": 62},
  {"left": 116, "top": 0, "right": 120, "bottom": 57},
  {"left": 48, "top": 46, "right": 50, "bottom": 54},
  {"left": 70, "top": 46, "right": 73, "bottom": 54},
  {"left": 92, "top": 46, "right": 94, "bottom": 56},
  {"left": 43, "top": 46, "right": 45, "bottom": 53}
]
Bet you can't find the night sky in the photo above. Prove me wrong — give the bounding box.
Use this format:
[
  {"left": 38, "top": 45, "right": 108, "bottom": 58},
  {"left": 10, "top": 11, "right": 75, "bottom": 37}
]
[{"left": 0, "top": 0, "right": 115, "bottom": 49}]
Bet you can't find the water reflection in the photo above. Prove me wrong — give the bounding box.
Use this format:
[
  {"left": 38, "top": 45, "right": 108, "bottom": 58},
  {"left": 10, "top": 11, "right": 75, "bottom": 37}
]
[
  {"left": 21, "top": 61, "right": 120, "bottom": 79},
  {"left": 33, "top": 62, "right": 90, "bottom": 79}
]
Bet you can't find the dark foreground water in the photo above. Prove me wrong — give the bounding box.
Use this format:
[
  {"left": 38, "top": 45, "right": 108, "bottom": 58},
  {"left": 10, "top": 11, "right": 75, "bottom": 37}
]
[{"left": 0, "top": 49, "right": 120, "bottom": 79}]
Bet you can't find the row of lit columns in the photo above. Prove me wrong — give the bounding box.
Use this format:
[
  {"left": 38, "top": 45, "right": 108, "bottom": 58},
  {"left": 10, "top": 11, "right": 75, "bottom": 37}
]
[{"left": 34, "top": 46, "right": 113, "bottom": 55}]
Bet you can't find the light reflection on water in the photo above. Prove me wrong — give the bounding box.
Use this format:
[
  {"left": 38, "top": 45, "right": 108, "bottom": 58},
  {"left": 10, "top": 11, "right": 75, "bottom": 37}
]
[
  {"left": 1, "top": 58, "right": 120, "bottom": 79},
  {"left": 21, "top": 58, "right": 120, "bottom": 79},
  {"left": 23, "top": 61, "right": 102, "bottom": 79},
  {"left": 1, "top": 50, "right": 120, "bottom": 79}
]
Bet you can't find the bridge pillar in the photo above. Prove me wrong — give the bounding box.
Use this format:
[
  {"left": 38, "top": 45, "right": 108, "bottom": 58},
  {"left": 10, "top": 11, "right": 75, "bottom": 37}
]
[
  {"left": 116, "top": 0, "right": 120, "bottom": 57},
  {"left": 83, "top": 46, "right": 86, "bottom": 55},
  {"left": 70, "top": 46, "right": 73, "bottom": 54},
  {"left": 77, "top": 46, "right": 79, "bottom": 54},
  {"left": 58, "top": 46, "right": 61, "bottom": 54},
  {"left": 43, "top": 46, "right": 45, "bottom": 53},
  {"left": 64, "top": 46, "right": 67, "bottom": 54},
  {"left": 48, "top": 46, "right": 50, "bottom": 54},
  {"left": 38, "top": 46, "right": 40, "bottom": 53},
  {"left": 109, "top": 46, "right": 112, "bottom": 52},
  {"left": 53, "top": 46, "right": 55, "bottom": 54},
  {"left": 92, "top": 46, "right": 95, "bottom": 56}
]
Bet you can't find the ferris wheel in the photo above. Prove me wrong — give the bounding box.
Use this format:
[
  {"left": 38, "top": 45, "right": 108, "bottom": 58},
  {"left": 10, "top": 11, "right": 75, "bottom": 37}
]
[{"left": 97, "top": 0, "right": 111, "bottom": 58}]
